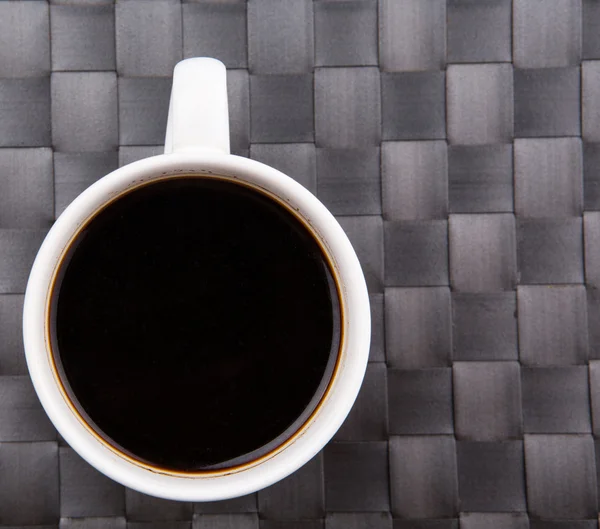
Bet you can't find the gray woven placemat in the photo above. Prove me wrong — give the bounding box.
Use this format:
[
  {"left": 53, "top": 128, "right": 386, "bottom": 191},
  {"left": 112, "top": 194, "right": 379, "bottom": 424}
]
[{"left": 1, "top": 0, "right": 599, "bottom": 527}]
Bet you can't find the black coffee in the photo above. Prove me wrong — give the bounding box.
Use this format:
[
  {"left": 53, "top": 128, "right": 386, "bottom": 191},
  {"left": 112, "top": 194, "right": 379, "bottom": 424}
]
[{"left": 52, "top": 176, "right": 340, "bottom": 471}]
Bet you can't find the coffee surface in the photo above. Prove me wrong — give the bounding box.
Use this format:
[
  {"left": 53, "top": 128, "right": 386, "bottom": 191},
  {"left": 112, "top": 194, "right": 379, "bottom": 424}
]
[{"left": 53, "top": 177, "right": 339, "bottom": 471}]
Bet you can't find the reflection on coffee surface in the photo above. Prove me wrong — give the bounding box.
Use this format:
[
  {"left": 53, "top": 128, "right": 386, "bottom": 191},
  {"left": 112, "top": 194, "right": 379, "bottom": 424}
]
[{"left": 52, "top": 177, "right": 341, "bottom": 471}]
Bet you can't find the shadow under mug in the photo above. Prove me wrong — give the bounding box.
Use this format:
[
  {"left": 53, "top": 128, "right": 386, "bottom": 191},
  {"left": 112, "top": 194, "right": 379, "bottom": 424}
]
[{"left": 23, "top": 58, "right": 370, "bottom": 501}]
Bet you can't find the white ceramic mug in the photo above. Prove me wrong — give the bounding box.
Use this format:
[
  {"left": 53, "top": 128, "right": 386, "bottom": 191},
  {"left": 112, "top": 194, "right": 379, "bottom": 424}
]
[{"left": 23, "top": 58, "right": 370, "bottom": 501}]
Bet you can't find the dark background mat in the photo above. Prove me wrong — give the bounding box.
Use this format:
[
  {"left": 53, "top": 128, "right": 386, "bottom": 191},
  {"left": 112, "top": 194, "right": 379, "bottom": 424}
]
[{"left": 1, "top": 0, "right": 599, "bottom": 527}]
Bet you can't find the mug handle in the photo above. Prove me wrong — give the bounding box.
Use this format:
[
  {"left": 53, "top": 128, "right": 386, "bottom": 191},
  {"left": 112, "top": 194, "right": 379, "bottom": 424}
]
[{"left": 164, "top": 58, "right": 230, "bottom": 156}]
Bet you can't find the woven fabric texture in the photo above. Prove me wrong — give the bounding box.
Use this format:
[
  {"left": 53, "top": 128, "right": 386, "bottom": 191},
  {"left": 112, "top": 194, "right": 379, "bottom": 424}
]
[{"left": 1, "top": 0, "right": 599, "bottom": 528}]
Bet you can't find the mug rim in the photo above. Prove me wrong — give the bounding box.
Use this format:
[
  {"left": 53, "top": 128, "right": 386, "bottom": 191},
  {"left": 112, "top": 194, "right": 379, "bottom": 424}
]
[{"left": 23, "top": 152, "right": 371, "bottom": 501}]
